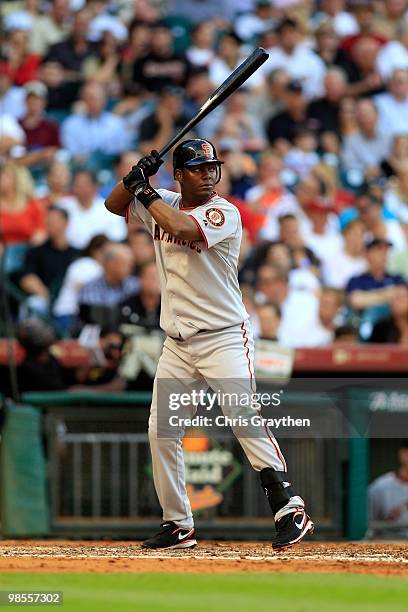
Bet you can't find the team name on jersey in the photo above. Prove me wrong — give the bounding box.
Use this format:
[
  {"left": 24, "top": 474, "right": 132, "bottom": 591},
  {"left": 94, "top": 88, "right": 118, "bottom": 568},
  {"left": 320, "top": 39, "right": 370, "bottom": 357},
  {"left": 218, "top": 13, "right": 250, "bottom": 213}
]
[{"left": 153, "top": 223, "right": 202, "bottom": 254}]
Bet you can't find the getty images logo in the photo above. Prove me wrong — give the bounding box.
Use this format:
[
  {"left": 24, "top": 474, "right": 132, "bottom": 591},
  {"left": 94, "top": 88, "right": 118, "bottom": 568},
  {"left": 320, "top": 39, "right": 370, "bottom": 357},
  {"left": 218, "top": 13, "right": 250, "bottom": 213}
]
[{"left": 369, "top": 391, "right": 408, "bottom": 412}]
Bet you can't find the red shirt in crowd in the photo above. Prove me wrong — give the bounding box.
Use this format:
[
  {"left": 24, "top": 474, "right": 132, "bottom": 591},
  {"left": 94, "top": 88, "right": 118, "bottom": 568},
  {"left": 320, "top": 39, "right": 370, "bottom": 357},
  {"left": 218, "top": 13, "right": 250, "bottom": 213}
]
[
  {"left": 0, "top": 200, "right": 46, "bottom": 245},
  {"left": 19, "top": 118, "right": 60, "bottom": 150}
]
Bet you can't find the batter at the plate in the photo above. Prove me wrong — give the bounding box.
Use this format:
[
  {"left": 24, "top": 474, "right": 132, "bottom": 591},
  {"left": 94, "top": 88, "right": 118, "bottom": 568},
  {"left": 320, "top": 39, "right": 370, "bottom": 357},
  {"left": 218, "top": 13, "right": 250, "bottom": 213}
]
[{"left": 105, "top": 138, "right": 314, "bottom": 551}]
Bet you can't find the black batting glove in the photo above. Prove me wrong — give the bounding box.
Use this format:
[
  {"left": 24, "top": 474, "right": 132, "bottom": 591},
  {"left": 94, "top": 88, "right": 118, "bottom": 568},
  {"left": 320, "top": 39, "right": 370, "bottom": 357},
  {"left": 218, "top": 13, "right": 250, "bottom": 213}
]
[
  {"left": 122, "top": 166, "right": 147, "bottom": 196},
  {"left": 137, "top": 150, "right": 163, "bottom": 177}
]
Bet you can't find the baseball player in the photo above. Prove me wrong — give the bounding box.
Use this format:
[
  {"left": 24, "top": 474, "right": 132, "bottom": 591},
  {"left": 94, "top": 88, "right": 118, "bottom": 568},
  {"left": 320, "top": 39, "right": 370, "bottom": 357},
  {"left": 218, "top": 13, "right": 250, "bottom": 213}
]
[{"left": 105, "top": 139, "right": 314, "bottom": 550}]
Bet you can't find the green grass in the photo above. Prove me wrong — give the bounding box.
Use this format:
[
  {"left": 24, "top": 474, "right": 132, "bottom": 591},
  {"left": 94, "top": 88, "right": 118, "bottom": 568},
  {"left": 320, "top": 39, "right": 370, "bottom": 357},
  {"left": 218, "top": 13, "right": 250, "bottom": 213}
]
[{"left": 0, "top": 573, "right": 406, "bottom": 611}]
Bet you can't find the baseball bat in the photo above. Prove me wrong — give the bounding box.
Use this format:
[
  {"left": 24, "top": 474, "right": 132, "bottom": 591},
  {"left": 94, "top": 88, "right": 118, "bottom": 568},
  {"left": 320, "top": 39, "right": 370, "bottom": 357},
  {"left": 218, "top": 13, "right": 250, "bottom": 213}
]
[{"left": 158, "top": 47, "right": 269, "bottom": 158}]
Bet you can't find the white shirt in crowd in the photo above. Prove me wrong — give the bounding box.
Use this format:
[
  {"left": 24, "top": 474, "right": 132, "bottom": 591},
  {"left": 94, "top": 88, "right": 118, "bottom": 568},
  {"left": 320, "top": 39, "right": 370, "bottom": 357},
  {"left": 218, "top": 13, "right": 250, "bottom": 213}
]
[
  {"left": 304, "top": 231, "right": 343, "bottom": 266},
  {"left": 375, "top": 92, "right": 408, "bottom": 136},
  {"left": 322, "top": 250, "right": 367, "bottom": 289},
  {"left": 376, "top": 40, "right": 408, "bottom": 80},
  {"left": 53, "top": 257, "right": 103, "bottom": 317},
  {"left": 186, "top": 47, "right": 215, "bottom": 67},
  {"left": 209, "top": 56, "right": 264, "bottom": 90},
  {"left": 368, "top": 472, "right": 408, "bottom": 537},
  {"left": 277, "top": 288, "right": 320, "bottom": 348},
  {"left": 265, "top": 43, "right": 327, "bottom": 100},
  {"left": 384, "top": 188, "right": 408, "bottom": 224},
  {"left": 0, "top": 87, "right": 26, "bottom": 119},
  {"left": 61, "top": 111, "right": 131, "bottom": 156},
  {"left": 311, "top": 10, "right": 359, "bottom": 38},
  {"left": 341, "top": 128, "right": 392, "bottom": 172},
  {"left": 58, "top": 195, "right": 127, "bottom": 249},
  {"left": 0, "top": 114, "right": 26, "bottom": 145}
]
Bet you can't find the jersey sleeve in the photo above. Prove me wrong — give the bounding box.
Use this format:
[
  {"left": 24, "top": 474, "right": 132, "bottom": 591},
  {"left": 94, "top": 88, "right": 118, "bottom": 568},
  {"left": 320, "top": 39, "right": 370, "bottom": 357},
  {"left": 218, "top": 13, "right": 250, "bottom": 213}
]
[
  {"left": 126, "top": 188, "right": 180, "bottom": 234},
  {"left": 187, "top": 200, "right": 239, "bottom": 248},
  {"left": 126, "top": 197, "right": 153, "bottom": 234}
]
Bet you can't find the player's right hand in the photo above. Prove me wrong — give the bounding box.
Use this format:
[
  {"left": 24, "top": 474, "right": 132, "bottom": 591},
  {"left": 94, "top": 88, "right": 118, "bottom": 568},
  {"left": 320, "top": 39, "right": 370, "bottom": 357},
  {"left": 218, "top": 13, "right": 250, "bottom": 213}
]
[{"left": 137, "top": 150, "right": 163, "bottom": 177}]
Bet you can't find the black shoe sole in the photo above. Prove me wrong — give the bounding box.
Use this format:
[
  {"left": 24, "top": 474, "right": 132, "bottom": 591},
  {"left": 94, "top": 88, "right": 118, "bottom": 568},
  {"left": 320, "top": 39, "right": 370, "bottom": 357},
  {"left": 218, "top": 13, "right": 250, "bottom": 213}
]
[
  {"left": 141, "top": 538, "right": 197, "bottom": 550},
  {"left": 273, "top": 520, "right": 314, "bottom": 552}
]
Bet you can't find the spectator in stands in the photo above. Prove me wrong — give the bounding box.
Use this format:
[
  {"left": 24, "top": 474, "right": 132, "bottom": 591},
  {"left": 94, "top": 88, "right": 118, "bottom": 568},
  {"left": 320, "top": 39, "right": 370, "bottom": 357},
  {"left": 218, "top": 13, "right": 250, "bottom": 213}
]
[
  {"left": 19, "top": 206, "right": 79, "bottom": 316},
  {"left": 381, "top": 135, "right": 408, "bottom": 179},
  {"left": 0, "top": 113, "right": 26, "bottom": 156},
  {"left": 234, "top": 1, "right": 275, "bottom": 43},
  {"left": 131, "top": 21, "right": 189, "bottom": 93},
  {"left": 127, "top": 227, "right": 155, "bottom": 275},
  {"left": 0, "top": 62, "right": 25, "bottom": 118},
  {"left": 313, "top": 20, "right": 355, "bottom": 81},
  {"left": 266, "top": 17, "right": 326, "bottom": 100},
  {"left": 120, "top": 20, "right": 151, "bottom": 94},
  {"left": 80, "top": 30, "right": 121, "bottom": 88},
  {"left": 120, "top": 260, "right": 161, "bottom": 329},
  {"left": 304, "top": 198, "right": 343, "bottom": 265},
  {"left": 346, "top": 238, "right": 406, "bottom": 314},
  {"left": 342, "top": 0, "right": 386, "bottom": 55},
  {"left": 245, "top": 153, "right": 294, "bottom": 233},
  {"left": 266, "top": 80, "right": 315, "bottom": 148},
  {"left": 307, "top": 67, "right": 347, "bottom": 135},
  {"left": 256, "top": 302, "right": 281, "bottom": 341},
  {"left": 341, "top": 98, "right": 392, "bottom": 175},
  {"left": 369, "top": 285, "right": 408, "bottom": 343},
  {"left": 19, "top": 81, "right": 60, "bottom": 168},
  {"left": 368, "top": 440, "right": 408, "bottom": 538},
  {"left": 345, "top": 36, "right": 385, "bottom": 98},
  {"left": 299, "top": 286, "right": 344, "bottom": 347},
  {"left": 312, "top": 0, "right": 359, "bottom": 38},
  {"left": 184, "top": 69, "right": 225, "bottom": 139},
  {"left": 248, "top": 69, "right": 290, "bottom": 125},
  {"left": 322, "top": 219, "right": 367, "bottom": 289},
  {"left": 334, "top": 324, "right": 359, "bottom": 343},
  {"left": 338, "top": 95, "right": 358, "bottom": 138},
  {"left": 217, "top": 90, "right": 266, "bottom": 153},
  {"left": 209, "top": 31, "right": 264, "bottom": 90},
  {"left": 58, "top": 170, "right": 127, "bottom": 249},
  {"left": 44, "top": 9, "right": 96, "bottom": 79},
  {"left": 376, "top": 22, "right": 408, "bottom": 80},
  {"left": 61, "top": 81, "right": 130, "bottom": 160},
  {"left": 15, "top": 319, "right": 69, "bottom": 391},
  {"left": 373, "top": 0, "right": 408, "bottom": 40},
  {"left": 77, "top": 243, "right": 138, "bottom": 327},
  {"left": 375, "top": 68, "right": 408, "bottom": 137},
  {"left": 0, "top": 161, "right": 45, "bottom": 247},
  {"left": 40, "top": 160, "right": 71, "bottom": 208},
  {"left": 186, "top": 22, "right": 216, "bottom": 68},
  {"left": 255, "top": 264, "right": 319, "bottom": 347},
  {"left": 278, "top": 214, "right": 320, "bottom": 273},
  {"left": 53, "top": 234, "right": 109, "bottom": 332},
  {"left": 384, "top": 160, "right": 408, "bottom": 228},
  {"left": 38, "top": 60, "right": 81, "bottom": 113},
  {"left": 361, "top": 197, "right": 406, "bottom": 253},
  {"left": 283, "top": 128, "right": 320, "bottom": 178},
  {"left": 138, "top": 86, "right": 190, "bottom": 154},
  {"left": 2, "top": 28, "right": 40, "bottom": 86},
  {"left": 260, "top": 173, "right": 326, "bottom": 241},
  {"left": 99, "top": 151, "right": 141, "bottom": 200},
  {"left": 29, "top": 0, "right": 70, "bottom": 56},
  {"left": 74, "top": 325, "right": 126, "bottom": 391}
]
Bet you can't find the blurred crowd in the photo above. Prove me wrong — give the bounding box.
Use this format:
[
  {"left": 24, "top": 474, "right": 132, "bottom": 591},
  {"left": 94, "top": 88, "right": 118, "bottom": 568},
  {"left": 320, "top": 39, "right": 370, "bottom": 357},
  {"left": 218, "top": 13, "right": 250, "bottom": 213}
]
[{"left": 1, "top": 0, "right": 408, "bottom": 392}]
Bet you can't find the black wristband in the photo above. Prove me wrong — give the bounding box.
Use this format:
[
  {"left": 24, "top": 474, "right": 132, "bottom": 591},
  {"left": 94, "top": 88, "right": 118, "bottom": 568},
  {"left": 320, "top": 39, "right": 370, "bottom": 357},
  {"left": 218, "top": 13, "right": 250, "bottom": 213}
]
[{"left": 137, "top": 184, "right": 160, "bottom": 209}]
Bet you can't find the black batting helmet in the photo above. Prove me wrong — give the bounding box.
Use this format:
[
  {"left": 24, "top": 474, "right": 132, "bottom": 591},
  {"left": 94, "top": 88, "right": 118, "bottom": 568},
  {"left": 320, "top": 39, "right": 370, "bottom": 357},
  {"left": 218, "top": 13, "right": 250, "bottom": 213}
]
[{"left": 173, "top": 139, "right": 223, "bottom": 183}]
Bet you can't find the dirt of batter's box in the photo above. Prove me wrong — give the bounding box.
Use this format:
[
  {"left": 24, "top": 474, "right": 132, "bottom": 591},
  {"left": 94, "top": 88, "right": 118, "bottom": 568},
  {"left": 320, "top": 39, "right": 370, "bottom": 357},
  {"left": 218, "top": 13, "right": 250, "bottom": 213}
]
[{"left": 0, "top": 541, "right": 406, "bottom": 576}]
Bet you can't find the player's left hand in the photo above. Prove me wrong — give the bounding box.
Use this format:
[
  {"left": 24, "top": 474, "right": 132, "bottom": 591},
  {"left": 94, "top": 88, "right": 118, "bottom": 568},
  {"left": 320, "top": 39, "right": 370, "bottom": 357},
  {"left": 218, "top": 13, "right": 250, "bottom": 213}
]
[
  {"left": 122, "top": 166, "right": 147, "bottom": 195},
  {"left": 137, "top": 150, "right": 163, "bottom": 177}
]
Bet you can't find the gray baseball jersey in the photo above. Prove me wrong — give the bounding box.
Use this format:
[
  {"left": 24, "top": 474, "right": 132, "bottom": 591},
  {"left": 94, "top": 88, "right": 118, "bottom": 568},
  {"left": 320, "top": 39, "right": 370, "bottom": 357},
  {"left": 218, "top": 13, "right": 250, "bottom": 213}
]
[{"left": 128, "top": 189, "right": 248, "bottom": 339}]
